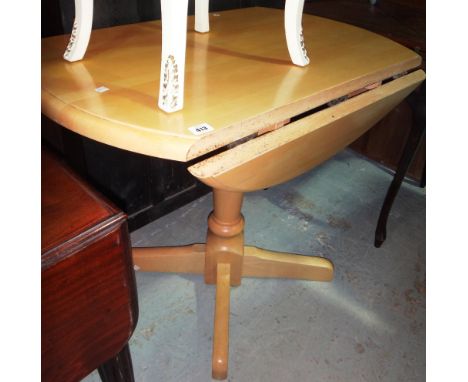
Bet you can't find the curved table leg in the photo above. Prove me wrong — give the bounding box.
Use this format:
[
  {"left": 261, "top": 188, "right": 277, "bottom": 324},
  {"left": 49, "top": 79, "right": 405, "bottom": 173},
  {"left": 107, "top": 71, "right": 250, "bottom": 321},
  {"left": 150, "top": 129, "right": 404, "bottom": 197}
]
[
  {"left": 158, "top": 0, "right": 189, "bottom": 113},
  {"left": 97, "top": 344, "right": 135, "bottom": 382},
  {"left": 133, "top": 244, "right": 334, "bottom": 282},
  {"left": 419, "top": 164, "right": 426, "bottom": 188},
  {"left": 195, "top": 0, "right": 210, "bottom": 33},
  {"left": 375, "top": 82, "right": 426, "bottom": 247},
  {"left": 285, "top": 0, "right": 310, "bottom": 66},
  {"left": 64, "top": 0, "right": 93, "bottom": 62}
]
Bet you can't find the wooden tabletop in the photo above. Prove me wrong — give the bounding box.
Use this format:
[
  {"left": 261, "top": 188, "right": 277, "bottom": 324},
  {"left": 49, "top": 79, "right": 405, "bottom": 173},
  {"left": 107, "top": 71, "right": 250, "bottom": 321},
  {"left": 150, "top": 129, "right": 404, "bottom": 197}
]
[{"left": 41, "top": 7, "right": 421, "bottom": 162}]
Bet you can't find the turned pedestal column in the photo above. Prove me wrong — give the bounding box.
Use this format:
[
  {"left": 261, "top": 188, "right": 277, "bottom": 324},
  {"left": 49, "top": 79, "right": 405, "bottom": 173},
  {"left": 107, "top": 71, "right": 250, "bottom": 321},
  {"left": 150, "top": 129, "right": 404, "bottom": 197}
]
[{"left": 132, "top": 188, "right": 334, "bottom": 379}]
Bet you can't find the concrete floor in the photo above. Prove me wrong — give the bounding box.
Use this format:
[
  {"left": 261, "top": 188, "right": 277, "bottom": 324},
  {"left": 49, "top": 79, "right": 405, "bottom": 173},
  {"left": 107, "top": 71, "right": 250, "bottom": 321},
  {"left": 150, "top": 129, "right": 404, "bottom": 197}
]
[{"left": 83, "top": 149, "right": 425, "bottom": 382}]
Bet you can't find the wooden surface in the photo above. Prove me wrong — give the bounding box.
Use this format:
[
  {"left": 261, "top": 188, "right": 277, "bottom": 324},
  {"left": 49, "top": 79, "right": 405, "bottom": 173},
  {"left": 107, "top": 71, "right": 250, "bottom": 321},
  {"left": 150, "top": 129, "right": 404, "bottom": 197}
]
[
  {"left": 42, "top": 148, "right": 138, "bottom": 382},
  {"left": 242, "top": 246, "right": 333, "bottom": 281},
  {"left": 41, "top": 148, "right": 119, "bottom": 257},
  {"left": 42, "top": 118, "right": 211, "bottom": 232},
  {"left": 297, "top": 0, "right": 426, "bottom": 181},
  {"left": 212, "top": 263, "right": 231, "bottom": 380},
  {"left": 189, "top": 70, "right": 424, "bottom": 192},
  {"left": 97, "top": 345, "right": 135, "bottom": 382},
  {"left": 133, "top": 188, "right": 335, "bottom": 379},
  {"left": 41, "top": 7, "right": 421, "bottom": 162},
  {"left": 349, "top": 85, "right": 425, "bottom": 181},
  {"left": 133, "top": 243, "right": 334, "bottom": 281}
]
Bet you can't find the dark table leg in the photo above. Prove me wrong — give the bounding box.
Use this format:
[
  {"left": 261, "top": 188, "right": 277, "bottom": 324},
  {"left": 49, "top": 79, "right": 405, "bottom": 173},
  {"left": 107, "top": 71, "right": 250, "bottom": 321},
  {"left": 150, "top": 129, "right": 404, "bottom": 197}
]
[
  {"left": 419, "top": 164, "right": 426, "bottom": 188},
  {"left": 98, "top": 344, "right": 135, "bottom": 382},
  {"left": 374, "top": 81, "right": 426, "bottom": 248}
]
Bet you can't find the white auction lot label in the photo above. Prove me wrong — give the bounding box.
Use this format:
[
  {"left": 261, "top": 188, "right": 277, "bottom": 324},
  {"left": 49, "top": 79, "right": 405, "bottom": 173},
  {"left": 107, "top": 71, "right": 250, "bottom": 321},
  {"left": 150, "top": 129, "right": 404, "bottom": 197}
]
[{"left": 188, "top": 123, "right": 215, "bottom": 136}]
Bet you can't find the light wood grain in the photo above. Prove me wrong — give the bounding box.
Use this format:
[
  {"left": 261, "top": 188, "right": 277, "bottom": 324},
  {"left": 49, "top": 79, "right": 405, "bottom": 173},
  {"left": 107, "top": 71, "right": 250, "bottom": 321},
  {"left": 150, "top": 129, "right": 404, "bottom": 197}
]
[
  {"left": 212, "top": 262, "right": 231, "bottom": 380},
  {"left": 132, "top": 245, "right": 205, "bottom": 273},
  {"left": 132, "top": 243, "right": 334, "bottom": 281},
  {"left": 243, "top": 246, "right": 333, "bottom": 281},
  {"left": 189, "top": 70, "right": 425, "bottom": 191},
  {"left": 63, "top": 0, "right": 93, "bottom": 62},
  {"left": 42, "top": 7, "right": 421, "bottom": 162},
  {"left": 43, "top": 7, "right": 425, "bottom": 381}
]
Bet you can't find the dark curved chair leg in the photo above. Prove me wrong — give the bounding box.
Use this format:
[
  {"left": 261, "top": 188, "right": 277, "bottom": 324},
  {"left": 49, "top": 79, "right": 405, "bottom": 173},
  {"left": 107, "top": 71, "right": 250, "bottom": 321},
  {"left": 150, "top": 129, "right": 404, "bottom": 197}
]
[
  {"left": 374, "top": 81, "right": 426, "bottom": 248},
  {"left": 98, "top": 344, "right": 135, "bottom": 382},
  {"left": 419, "top": 164, "right": 426, "bottom": 188}
]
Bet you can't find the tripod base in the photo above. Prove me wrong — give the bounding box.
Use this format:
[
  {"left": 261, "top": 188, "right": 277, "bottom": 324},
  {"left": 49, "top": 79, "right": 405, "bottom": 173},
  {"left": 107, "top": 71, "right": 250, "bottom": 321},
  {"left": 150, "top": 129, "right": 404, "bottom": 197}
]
[
  {"left": 133, "top": 245, "right": 333, "bottom": 281},
  {"left": 132, "top": 189, "right": 333, "bottom": 379}
]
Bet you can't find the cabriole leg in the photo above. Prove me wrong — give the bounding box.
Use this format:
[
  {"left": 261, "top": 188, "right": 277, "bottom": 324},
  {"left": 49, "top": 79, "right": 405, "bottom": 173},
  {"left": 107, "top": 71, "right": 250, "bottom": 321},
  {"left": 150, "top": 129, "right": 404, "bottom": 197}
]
[
  {"left": 375, "top": 83, "right": 426, "bottom": 247},
  {"left": 97, "top": 344, "right": 135, "bottom": 382},
  {"left": 64, "top": 0, "right": 94, "bottom": 62},
  {"left": 195, "top": 0, "right": 210, "bottom": 33},
  {"left": 158, "top": 0, "right": 189, "bottom": 113},
  {"left": 284, "top": 0, "right": 310, "bottom": 66}
]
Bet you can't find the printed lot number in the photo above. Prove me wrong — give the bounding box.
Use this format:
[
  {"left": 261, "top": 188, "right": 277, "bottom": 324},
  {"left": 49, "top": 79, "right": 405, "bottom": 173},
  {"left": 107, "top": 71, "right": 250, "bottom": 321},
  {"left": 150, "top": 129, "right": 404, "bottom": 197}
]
[{"left": 188, "top": 123, "right": 214, "bottom": 136}]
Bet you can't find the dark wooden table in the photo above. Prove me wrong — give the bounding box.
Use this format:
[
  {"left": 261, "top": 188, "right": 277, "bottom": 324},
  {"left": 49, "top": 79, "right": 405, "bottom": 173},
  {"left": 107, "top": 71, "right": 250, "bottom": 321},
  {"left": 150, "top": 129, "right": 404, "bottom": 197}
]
[{"left": 41, "top": 147, "right": 139, "bottom": 382}]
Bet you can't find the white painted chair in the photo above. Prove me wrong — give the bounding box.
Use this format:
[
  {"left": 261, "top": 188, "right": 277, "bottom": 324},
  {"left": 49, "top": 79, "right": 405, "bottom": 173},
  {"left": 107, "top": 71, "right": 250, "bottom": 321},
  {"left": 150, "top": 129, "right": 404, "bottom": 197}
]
[{"left": 64, "top": 0, "right": 310, "bottom": 113}]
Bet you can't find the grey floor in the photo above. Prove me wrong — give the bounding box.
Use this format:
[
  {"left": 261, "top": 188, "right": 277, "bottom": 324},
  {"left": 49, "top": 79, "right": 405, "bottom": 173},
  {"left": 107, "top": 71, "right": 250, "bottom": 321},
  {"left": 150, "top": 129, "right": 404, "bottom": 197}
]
[{"left": 84, "top": 149, "right": 425, "bottom": 382}]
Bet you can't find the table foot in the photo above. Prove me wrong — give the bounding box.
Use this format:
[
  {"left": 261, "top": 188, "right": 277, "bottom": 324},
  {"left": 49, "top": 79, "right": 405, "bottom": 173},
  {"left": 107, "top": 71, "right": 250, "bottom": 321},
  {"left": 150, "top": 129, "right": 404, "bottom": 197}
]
[
  {"left": 374, "top": 229, "right": 386, "bottom": 248},
  {"left": 97, "top": 344, "right": 135, "bottom": 382},
  {"left": 132, "top": 244, "right": 205, "bottom": 274},
  {"left": 374, "top": 81, "right": 425, "bottom": 247},
  {"left": 212, "top": 263, "right": 231, "bottom": 380},
  {"left": 243, "top": 246, "right": 334, "bottom": 281}
]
